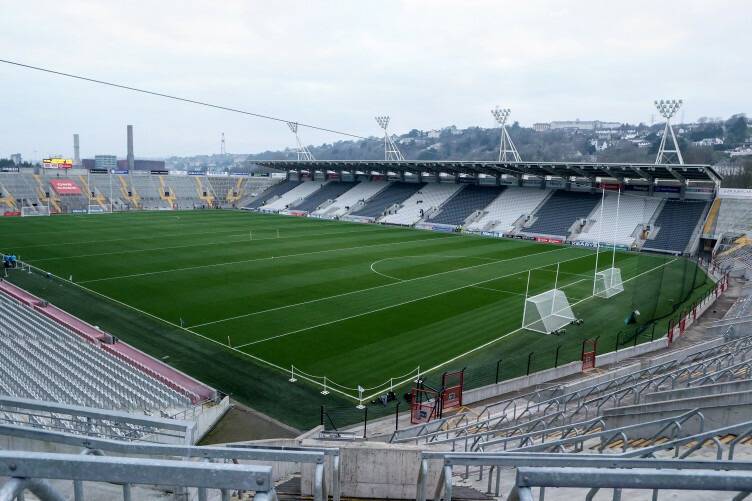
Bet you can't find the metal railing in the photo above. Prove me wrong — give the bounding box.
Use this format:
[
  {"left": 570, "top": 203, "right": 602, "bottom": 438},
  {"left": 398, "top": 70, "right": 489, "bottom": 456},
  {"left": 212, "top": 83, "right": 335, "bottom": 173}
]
[
  {"left": 513, "top": 465, "right": 752, "bottom": 501},
  {"left": 392, "top": 336, "right": 752, "bottom": 447},
  {"left": 417, "top": 416, "right": 752, "bottom": 500},
  {"left": 0, "top": 450, "right": 276, "bottom": 501},
  {"left": 0, "top": 395, "right": 195, "bottom": 444},
  {"left": 0, "top": 423, "right": 339, "bottom": 501}
]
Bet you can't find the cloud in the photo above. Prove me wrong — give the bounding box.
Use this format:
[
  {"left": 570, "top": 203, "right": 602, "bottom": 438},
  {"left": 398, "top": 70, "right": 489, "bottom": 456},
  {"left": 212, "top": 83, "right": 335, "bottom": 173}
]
[{"left": 0, "top": 0, "right": 749, "bottom": 159}]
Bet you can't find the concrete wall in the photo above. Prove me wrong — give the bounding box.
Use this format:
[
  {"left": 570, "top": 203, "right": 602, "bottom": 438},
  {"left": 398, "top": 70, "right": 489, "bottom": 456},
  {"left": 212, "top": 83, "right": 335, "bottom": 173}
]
[
  {"left": 193, "top": 396, "right": 230, "bottom": 442},
  {"left": 643, "top": 380, "right": 752, "bottom": 403},
  {"left": 300, "top": 437, "right": 442, "bottom": 499},
  {"left": 603, "top": 391, "right": 752, "bottom": 433}
]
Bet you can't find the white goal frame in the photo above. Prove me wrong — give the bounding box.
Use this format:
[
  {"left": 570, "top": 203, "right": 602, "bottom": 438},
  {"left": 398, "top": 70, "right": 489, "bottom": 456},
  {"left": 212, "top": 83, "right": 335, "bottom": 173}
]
[
  {"left": 594, "top": 266, "right": 624, "bottom": 298},
  {"left": 21, "top": 205, "right": 50, "bottom": 217}
]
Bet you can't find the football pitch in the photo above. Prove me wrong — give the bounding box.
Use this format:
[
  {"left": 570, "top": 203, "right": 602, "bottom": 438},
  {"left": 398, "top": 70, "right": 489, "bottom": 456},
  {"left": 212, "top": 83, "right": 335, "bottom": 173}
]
[{"left": 0, "top": 210, "right": 711, "bottom": 404}]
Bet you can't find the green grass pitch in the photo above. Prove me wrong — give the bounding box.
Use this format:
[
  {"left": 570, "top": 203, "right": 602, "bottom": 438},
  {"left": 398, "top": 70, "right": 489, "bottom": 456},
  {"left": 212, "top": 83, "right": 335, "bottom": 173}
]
[{"left": 0, "top": 210, "right": 712, "bottom": 420}]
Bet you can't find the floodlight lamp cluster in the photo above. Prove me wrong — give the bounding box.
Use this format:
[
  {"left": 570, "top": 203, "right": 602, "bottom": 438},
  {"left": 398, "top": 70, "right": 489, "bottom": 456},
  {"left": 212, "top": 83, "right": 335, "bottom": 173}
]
[
  {"left": 654, "top": 99, "right": 683, "bottom": 119},
  {"left": 375, "top": 116, "right": 391, "bottom": 130},
  {"left": 287, "top": 121, "right": 299, "bottom": 133},
  {"left": 491, "top": 107, "right": 512, "bottom": 125}
]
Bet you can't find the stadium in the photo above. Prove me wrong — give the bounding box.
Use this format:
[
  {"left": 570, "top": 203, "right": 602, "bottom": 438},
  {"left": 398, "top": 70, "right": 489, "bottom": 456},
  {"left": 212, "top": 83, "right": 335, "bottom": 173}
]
[
  {"left": 5, "top": 144, "right": 752, "bottom": 499},
  {"left": 2, "top": 3, "right": 752, "bottom": 498}
]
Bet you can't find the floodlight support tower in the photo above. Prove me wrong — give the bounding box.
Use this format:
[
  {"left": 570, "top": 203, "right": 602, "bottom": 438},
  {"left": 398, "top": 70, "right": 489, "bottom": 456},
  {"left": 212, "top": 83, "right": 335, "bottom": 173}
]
[
  {"left": 654, "top": 99, "right": 684, "bottom": 165},
  {"left": 287, "top": 122, "right": 315, "bottom": 161},
  {"left": 375, "top": 116, "right": 405, "bottom": 161},
  {"left": 492, "top": 107, "right": 522, "bottom": 162}
]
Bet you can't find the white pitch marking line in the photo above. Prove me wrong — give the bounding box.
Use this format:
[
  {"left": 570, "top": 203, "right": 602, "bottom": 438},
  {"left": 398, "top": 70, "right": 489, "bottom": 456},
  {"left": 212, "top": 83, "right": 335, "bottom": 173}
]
[
  {"left": 360, "top": 257, "right": 678, "bottom": 402},
  {"left": 77, "top": 233, "right": 459, "bottom": 284},
  {"left": 28, "top": 226, "right": 396, "bottom": 262},
  {"left": 190, "top": 246, "right": 578, "bottom": 329},
  {"left": 233, "top": 250, "right": 590, "bottom": 348}
]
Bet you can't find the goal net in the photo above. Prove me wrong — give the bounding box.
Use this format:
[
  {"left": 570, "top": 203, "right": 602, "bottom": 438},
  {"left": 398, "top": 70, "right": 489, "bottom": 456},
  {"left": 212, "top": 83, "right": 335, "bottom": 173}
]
[
  {"left": 21, "top": 205, "right": 50, "bottom": 217},
  {"left": 523, "top": 289, "right": 576, "bottom": 334},
  {"left": 594, "top": 267, "right": 624, "bottom": 298}
]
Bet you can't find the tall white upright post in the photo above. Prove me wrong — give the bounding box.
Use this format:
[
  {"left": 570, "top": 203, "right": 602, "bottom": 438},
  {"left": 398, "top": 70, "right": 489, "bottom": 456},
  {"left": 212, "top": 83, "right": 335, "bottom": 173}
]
[
  {"left": 521, "top": 269, "right": 532, "bottom": 329},
  {"left": 87, "top": 169, "right": 91, "bottom": 214},
  {"left": 610, "top": 188, "right": 622, "bottom": 286},
  {"left": 592, "top": 186, "right": 606, "bottom": 295},
  {"left": 110, "top": 169, "right": 114, "bottom": 213},
  {"left": 551, "top": 262, "right": 560, "bottom": 316}
]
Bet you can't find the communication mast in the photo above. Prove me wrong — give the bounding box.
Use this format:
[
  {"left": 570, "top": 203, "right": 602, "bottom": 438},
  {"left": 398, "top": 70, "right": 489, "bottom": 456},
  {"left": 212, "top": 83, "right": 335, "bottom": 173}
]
[
  {"left": 287, "top": 122, "right": 315, "bottom": 161},
  {"left": 492, "top": 107, "right": 521, "bottom": 162},
  {"left": 220, "top": 132, "right": 226, "bottom": 155},
  {"left": 654, "top": 99, "right": 684, "bottom": 165},
  {"left": 375, "top": 116, "right": 404, "bottom": 161}
]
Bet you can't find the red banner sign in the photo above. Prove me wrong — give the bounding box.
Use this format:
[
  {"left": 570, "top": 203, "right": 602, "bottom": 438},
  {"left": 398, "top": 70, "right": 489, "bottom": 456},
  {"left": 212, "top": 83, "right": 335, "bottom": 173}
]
[
  {"left": 535, "top": 237, "right": 563, "bottom": 244},
  {"left": 49, "top": 179, "right": 82, "bottom": 195},
  {"left": 3, "top": 211, "right": 21, "bottom": 217}
]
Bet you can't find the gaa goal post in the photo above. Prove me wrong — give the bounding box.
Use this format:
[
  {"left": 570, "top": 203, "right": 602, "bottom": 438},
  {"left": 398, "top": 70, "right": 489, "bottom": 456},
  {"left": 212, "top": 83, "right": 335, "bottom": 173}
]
[
  {"left": 521, "top": 265, "right": 576, "bottom": 334},
  {"left": 594, "top": 266, "right": 624, "bottom": 298},
  {"left": 21, "top": 205, "right": 50, "bottom": 217}
]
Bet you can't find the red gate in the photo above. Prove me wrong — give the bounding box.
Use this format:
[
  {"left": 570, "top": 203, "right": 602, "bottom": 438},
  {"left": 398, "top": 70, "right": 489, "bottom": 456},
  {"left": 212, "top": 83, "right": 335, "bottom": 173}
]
[
  {"left": 441, "top": 370, "right": 465, "bottom": 411},
  {"left": 581, "top": 338, "right": 598, "bottom": 371},
  {"left": 410, "top": 388, "right": 438, "bottom": 424}
]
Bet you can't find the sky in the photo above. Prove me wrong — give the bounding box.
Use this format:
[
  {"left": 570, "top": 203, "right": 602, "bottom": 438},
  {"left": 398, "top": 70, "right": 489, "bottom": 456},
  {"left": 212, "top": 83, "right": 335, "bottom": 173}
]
[{"left": 0, "top": 0, "right": 749, "bottom": 160}]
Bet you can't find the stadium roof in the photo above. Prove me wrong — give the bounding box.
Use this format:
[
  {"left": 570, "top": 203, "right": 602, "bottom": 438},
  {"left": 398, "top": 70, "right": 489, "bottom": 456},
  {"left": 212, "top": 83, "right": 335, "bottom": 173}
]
[{"left": 256, "top": 160, "right": 721, "bottom": 183}]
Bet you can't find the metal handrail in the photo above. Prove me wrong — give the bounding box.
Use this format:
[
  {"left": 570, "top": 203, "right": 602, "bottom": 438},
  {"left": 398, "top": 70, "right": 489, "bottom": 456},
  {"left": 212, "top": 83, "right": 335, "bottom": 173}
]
[
  {"left": 0, "top": 423, "right": 338, "bottom": 501},
  {"left": 0, "top": 450, "right": 277, "bottom": 501}
]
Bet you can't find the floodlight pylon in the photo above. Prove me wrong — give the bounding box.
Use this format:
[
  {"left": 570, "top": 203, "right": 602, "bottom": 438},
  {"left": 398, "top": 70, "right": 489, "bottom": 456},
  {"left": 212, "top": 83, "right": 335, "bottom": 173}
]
[
  {"left": 492, "top": 107, "right": 522, "bottom": 162},
  {"left": 287, "top": 122, "right": 315, "bottom": 161},
  {"left": 654, "top": 99, "right": 684, "bottom": 165},
  {"left": 375, "top": 115, "right": 405, "bottom": 161}
]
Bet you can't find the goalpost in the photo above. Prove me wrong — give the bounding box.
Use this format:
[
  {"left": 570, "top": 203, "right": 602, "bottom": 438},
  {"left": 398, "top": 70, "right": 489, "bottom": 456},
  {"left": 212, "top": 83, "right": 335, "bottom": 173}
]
[
  {"left": 592, "top": 185, "right": 624, "bottom": 299},
  {"left": 249, "top": 228, "right": 280, "bottom": 240},
  {"left": 521, "top": 264, "right": 576, "bottom": 334},
  {"left": 21, "top": 205, "right": 50, "bottom": 217}
]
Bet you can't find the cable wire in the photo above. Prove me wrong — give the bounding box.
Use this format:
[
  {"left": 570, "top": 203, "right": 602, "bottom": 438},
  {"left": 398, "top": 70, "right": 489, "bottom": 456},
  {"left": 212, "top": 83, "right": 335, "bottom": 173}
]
[{"left": 0, "top": 58, "right": 367, "bottom": 140}]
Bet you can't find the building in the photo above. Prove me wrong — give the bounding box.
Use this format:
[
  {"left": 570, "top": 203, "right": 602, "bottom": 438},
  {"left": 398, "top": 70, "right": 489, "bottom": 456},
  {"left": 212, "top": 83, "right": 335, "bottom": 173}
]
[
  {"left": 94, "top": 155, "right": 118, "bottom": 171},
  {"left": 547, "top": 120, "right": 622, "bottom": 131},
  {"left": 117, "top": 159, "right": 166, "bottom": 171},
  {"left": 692, "top": 137, "right": 724, "bottom": 147},
  {"left": 533, "top": 123, "right": 551, "bottom": 132},
  {"left": 10, "top": 153, "right": 22, "bottom": 165}
]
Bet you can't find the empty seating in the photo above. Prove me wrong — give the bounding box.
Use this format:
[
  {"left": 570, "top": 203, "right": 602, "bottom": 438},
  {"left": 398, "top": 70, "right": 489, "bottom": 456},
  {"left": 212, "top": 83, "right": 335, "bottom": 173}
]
[
  {"left": 524, "top": 190, "right": 601, "bottom": 237},
  {"left": 350, "top": 182, "right": 425, "bottom": 219},
  {"left": 128, "top": 174, "right": 169, "bottom": 209},
  {"left": 713, "top": 198, "right": 752, "bottom": 239},
  {"left": 466, "top": 187, "right": 551, "bottom": 233},
  {"left": 312, "top": 181, "right": 388, "bottom": 218},
  {"left": 260, "top": 181, "right": 325, "bottom": 212},
  {"left": 643, "top": 199, "right": 709, "bottom": 254},
  {"left": 380, "top": 183, "right": 462, "bottom": 226},
  {"left": 244, "top": 180, "right": 301, "bottom": 209},
  {"left": 576, "top": 193, "right": 662, "bottom": 247},
  {"left": 292, "top": 181, "right": 357, "bottom": 213},
  {"left": 0, "top": 292, "right": 191, "bottom": 412},
  {"left": 427, "top": 185, "right": 504, "bottom": 226}
]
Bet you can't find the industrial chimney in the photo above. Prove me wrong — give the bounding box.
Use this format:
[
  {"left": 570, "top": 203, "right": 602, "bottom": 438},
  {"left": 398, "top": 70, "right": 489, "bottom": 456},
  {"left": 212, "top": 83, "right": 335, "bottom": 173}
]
[
  {"left": 126, "top": 125, "right": 135, "bottom": 170},
  {"left": 73, "top": 134, "right": 80, "bottom": 166}
]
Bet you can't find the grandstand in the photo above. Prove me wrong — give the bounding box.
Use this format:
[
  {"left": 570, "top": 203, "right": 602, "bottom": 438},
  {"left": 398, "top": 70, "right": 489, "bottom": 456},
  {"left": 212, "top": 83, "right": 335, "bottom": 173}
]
[
  {"left": 426, "top": 184, "right": 504, "bottom": 227},
  {"left": 244, "top": 179, "right": 301, "bottom": 209},
  {"left": 347, "top": 181, "right": 425, "bottom": 220},
  {"left": 380, "top": 183, "right": 461, "bottom": 226},
  {"left": 523, "top": 190, "right": 602, "bottom": 238},
  {"left": 643, "top": 199, "right": 710, "bottom": 254},
  {"left": 260, "top": 180, "right": 324, "bottom": 212},
  {"left": 311, "top": 180, "right": 388, "bottom": 218},
  {"left": 575, "top": 191, "right": 663, "bottom": 248},
  {"left": 293, "top": 180, "right": 357, "bottom": 213},
  {"left": 465, "top": 187, "right": 550, "bottom": 233}
]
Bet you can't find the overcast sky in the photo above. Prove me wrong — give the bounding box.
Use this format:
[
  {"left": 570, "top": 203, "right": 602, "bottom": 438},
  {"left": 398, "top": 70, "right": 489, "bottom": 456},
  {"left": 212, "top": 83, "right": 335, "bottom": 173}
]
[{"left": 1, "top": 1, "right": 749, "bottom": 160}]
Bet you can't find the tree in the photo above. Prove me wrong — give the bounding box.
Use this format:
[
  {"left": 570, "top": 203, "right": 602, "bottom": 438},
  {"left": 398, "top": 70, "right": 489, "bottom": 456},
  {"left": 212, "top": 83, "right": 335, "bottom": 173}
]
[{"left": 725, "top": 115, "right": 749, "bottom": 145}]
